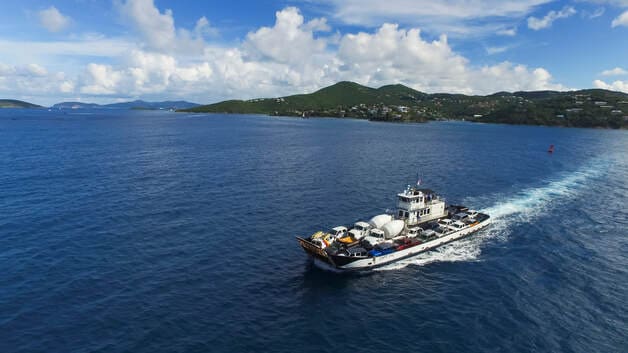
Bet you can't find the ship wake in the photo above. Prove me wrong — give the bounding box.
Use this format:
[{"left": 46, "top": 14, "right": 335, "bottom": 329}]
[{"left": 375, "top": 159, "right": 608, "bottom": 271}]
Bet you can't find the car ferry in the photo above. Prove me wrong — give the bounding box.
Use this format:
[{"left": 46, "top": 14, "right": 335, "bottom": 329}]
[{"left": 296, "top": 186, "right": 490, "bottom": 271}]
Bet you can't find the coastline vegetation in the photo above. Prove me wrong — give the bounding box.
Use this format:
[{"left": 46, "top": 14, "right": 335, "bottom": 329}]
[
  {"left": 183, "top": 81, "right": 628, "bottom": 129},
  {"left": 0, "top": 99, "right": 42, "bottom": 109},
  {"left": 3, "top": 82, "right": 627, "bottom": 129}
]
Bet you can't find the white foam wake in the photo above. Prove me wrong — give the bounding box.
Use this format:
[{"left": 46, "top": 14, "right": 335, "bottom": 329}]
[{"left": 375, "top": 159, "right": 607, "bottom": 271}]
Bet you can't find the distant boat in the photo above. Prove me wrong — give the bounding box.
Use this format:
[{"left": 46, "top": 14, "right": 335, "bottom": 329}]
[{"left": 548, "top": 144, "right": 555, "bottom": 153}]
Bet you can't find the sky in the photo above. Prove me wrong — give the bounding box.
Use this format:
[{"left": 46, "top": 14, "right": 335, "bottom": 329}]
[{"left": 1, "top": 0, "right": 628, "bottom": 105}]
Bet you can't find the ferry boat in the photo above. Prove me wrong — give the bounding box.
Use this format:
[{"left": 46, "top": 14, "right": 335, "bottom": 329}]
[{"left": 296, "top": 186, "right": 490, "bottom": 271}]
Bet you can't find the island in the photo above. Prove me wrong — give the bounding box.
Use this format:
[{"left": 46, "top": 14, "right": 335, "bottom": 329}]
[
  {"left": 0, "top": 99, "right": 42, "bottom": 109},
  {"left": 182, "top": 81, "right": 628, "bottom": 129},
  {"left": 52, "top": 100, "right": 199, "bottom": 110}
]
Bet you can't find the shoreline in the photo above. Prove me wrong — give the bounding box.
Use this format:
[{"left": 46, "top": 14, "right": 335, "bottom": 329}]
[
  {"left": 2, "top": 107, "right": 625, "bottom": 131},
  {"left": 175, "top": 110, "right": 628, "bottom": 131}
]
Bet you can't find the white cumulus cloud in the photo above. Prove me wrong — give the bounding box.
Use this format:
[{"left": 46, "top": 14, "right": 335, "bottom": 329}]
[
  {"left": 195, "top": 17, "right": 219, "bottom": 38},
  {"left": 486, "top": 46, "right": 509, "bottom": 55},
  {"left": 244, "top": 7, "right": 329, "bottom": 64},
  {"left": 73, "top": 7, "right": 566, "bottom": 101},
  {"left": 336, "top": 24, "right": 468, "bottom": 91},
  {"left": 611, "top": 10, "right": 628, "bottom": 27},
  {"left": 119, "top": 0, "right": 208, "bottom": 54},
  {"left": 25, "top": 63, "right": 48, "bottom": 76},
  {"left": 472, "top": 64, "right": 562, "bottom": 93},
  {"left": 59, "top": 80, "right": 75, "bottom": 93},
  {"left": 594, "top": 79, "right": 628, "bottom": 92},
  {"left": 303, "top": 17, "right": 331, "bottom": 32},
  {"left": 119, "top": 0, "right": 175, "bottom": 51},
  {"left": 497, "top": 28, "right": 517, "bottom": 36},
  {"left": 0, "top": 5, "right": 569, "bottom": 104},
  {"left": 528, "top": 6, "right": 576, "bottom": 30},
  {"left": 601, "top": 67, "right": 628, "bottom": 76},
  {"left": 76, "top": 50, "right": 219, "bottom": 99},
  {"left": 334, "top": 24, "right": 563, "bottom": 94},
  {"left": 38, "top": 6, "right": 70, "bottom": 32},
  {"left": 80, "top": 63, "right": 124, "bottom": 95},
  {"left": 0, "top": 62, "right": 73, "bottom": 99}
]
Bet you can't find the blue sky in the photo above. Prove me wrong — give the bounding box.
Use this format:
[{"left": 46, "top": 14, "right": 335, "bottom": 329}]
[{"left": 1, "top": 0, "right": 627, "bottom": 105}]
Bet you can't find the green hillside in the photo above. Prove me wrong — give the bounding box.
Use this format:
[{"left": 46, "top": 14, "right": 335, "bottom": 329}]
[
  {"left": 0, "top": 99, "right": 41, "bottom": 108},
  {"left": 185, "top": 81, "right": 425, "bottom": 116},
  {"left": 183, "top": 82, "right": 628, "bottom": 129}
]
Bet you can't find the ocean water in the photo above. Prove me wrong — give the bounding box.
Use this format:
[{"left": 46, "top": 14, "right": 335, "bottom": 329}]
[{"left": 0, "top": 109, "right": 626, "bottom": 353}]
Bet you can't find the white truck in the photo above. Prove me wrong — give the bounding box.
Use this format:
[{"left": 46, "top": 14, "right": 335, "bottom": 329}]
[
  {"left": 363, "top": 229, "right": 387, "bottom": 247},
  {"left": 328, "top": 226, "right": 348, "bottom": 239},
  {"left": 347, "top": 221, "right": 371, "bottom": 240}
]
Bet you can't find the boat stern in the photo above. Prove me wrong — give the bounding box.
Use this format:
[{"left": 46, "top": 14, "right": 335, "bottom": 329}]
[{"left": 296, "top": 237, "right": 336, "bottom": 266}]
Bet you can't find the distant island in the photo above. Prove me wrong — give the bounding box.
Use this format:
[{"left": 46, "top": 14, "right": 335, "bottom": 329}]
[
  {"left": 52, "top": 100, "right": 199, "bottom": 110},
  {"left": 182, "top": 81, "right": 628, "bottom": 129},
  {"left": 3, "top": 83, "right": 628, "bottom": 129},
  {"left": 0, "top": 99, "right": 42, "bottom": 109},
  {"left": 0, "top": 99, "right": 199, "bottom": 111}
]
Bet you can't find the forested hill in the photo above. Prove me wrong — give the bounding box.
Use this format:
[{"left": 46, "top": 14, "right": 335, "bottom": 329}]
[
  {"left": 0, "top": 99, "right": 41, "bottom": 108},
  {"left": 183, "top": 81, "right": 628, "bottom": 129}
]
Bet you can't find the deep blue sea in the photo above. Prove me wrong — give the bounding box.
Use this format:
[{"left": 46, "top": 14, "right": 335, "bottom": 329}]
[{"left": 0, "top": 109, "right": 626, "bottom": 353}]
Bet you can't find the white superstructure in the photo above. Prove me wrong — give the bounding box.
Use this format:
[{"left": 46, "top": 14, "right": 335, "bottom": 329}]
[{"left": 395, "top": 187, "right": 447, "bottom": 225}]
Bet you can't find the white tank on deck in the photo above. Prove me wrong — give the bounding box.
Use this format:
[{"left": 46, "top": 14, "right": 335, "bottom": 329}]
[
  {"left": 369, "top": 214, "right": 393, "bottom": 229},
  {"left": 381, "top": 220, "right": 405, "bottom": 239}
]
